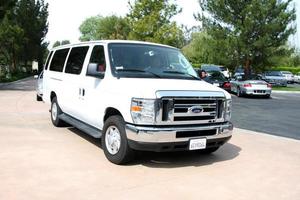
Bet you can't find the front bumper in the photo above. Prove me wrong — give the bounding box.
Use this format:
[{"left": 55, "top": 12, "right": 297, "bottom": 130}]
[{"left": 126, "top": 122, "right": 233, "bottom": 152}]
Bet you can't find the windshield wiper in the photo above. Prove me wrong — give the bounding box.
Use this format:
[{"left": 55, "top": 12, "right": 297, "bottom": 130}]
[
  {"left": 162, "top": 70, "right": 200, "bottom": 80},
  {"left": 116, "top": 68, "right": 161, "bottom": 78}
]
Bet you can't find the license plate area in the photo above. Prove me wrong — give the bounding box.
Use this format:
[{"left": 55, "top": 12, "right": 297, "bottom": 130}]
[{"left": 189, "top": 138, "right": 207, "bottom": 150}]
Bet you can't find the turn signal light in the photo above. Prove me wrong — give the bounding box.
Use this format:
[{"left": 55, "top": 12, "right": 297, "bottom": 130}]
[
  {"left": 131, "top": 106, "right": 142, "bottom": 112},
  {"left": 267, "top": 84, "right": 272, "bottom": 88}
]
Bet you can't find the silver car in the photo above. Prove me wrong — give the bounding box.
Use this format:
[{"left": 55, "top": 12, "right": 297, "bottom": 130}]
[
  {"left": 263, "top": 71, "right": 287, "bottom": 86},
  {"left": 35, "top": 71, "right": 43, "bottom": 101},
  {"left": 294, "top": 72, "right": 300, "bottom": 83},
  {"left": 281, "top": 71, "right": 294, "bottom": 83},
  {"left": 230, "top": 75, "right": 272, "bottom": 98}
]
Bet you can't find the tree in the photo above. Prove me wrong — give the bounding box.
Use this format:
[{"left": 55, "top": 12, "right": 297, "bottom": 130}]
[
  {"left": 15, "top": 0, "right": 49, "bottom": 71},
  {"left": 79, "top": 16, "right": 102, "bottom": 41},
  {"left": 0, "top": 0, "right": 16, "bottom": 20},
  {"left": 52, "top": 40, "right": 70, "bottom": 48},
  {"left": 182, "top": 31, "right": 236, "bottom": 69},
  {"left": 127, "top": 0, "right": 184, "bottom": 48},
  {"left": 197, "top": 0, "right": 296, "bottom": 76},
  {"left": 0, "top": 16, "right": 24, "bottom": 73},
  {"left": 79, "top": 15, "right": 130, "bottom": 41}
]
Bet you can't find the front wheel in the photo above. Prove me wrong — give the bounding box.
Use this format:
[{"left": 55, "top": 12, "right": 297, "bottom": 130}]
[
  {"left": 102, "top": 115, "right": 134, "bottom": 165},
  {"left": 51, "top": 97, "right": 65, "bottom": 127}
]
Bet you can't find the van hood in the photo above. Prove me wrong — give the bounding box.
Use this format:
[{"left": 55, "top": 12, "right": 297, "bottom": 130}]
[{"left": 105, "top": 78, "right": 231, "bottom": 99}]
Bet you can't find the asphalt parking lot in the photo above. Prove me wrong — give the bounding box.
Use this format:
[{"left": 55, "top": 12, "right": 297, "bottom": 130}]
[
  {"left": 0, "top": 78, "right": 300, "bottom": 199},
  {"left": 231, "top": 92, "right": 300, "bottom": 140}
]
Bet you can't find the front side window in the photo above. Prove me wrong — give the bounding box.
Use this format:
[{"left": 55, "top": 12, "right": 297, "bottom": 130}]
[
  {"left": 49, "top": 48, "right": 69, "bottom": 72},
  {"left": 65, "top": 46, "right": 89, "bottom": 75},
  {"left": 108, "top": 43, "right": 199, "bottom": 80},
  {"left": 89, "top": 45, "right": 106, "bottom": 72}
]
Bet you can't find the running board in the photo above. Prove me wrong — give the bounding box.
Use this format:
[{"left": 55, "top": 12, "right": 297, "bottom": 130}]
[{"left": 59, "top": 114, "right": 102, "bottom": 138}]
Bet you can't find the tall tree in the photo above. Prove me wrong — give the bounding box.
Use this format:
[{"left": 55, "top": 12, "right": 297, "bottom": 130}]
[
  {"left": 0, "top": 0, "right": 16, "bottom": 20},
  {"left": 127, "top": 0, "right": 184, "bottom": 48},
  {"left": 198, "top": 0, "right": 296, "bottom": 76},
  {"left": 0, "top": 16, "right": 24, "bottom": 73},
  {"left": 79, "top": 15, "right": 130, "bottom": 41},
  {"left": 182, "top": 31, "right": 236, "bottom": 69},
  {"left": 15, "top": 0, "right": 49, "bottom": 71},
  {"left": 52, "top": 40, "right": 70, "bottom": 48}
]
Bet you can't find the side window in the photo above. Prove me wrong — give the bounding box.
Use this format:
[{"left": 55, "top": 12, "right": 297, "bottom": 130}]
[
  {"left": 49, "top": 48, "right": 69, "bottom": 72},
  {"left": 44, "top": 51, "right": 53, "bottom": 70},
  {"left": 65, "top": 46, "right": 89, "bottom": 75},
  {"left": 89, "top": 45, "right": 106, "bottom": 72}
]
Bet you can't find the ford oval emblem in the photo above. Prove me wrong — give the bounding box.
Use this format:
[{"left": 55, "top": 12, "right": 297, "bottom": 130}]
[{"left": 189, "top": 106, "right": 203, "bottom": 114}]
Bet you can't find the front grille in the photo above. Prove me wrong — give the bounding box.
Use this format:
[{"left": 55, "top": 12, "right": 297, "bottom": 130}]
[{"left": 159, "top": 97, "right": 225, "bottom": 124}]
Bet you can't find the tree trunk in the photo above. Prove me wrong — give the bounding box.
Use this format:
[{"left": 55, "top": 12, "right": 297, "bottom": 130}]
[{"left": 244, "top": 59, "right": 251, "bottom": 79}]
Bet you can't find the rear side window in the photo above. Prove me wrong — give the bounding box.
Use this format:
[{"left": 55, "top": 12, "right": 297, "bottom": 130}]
[
  {"left": 44, "top": 51, "right": 53, "bottom": 70},
  {"left": 89, "top": 45, "right": 106, "bottom": 72},
  {"left": 49, "top": 48, "right": 69, "bottom": 72},
  {"left": 65, "top": 46, "right": 89, "bottom": 75}
]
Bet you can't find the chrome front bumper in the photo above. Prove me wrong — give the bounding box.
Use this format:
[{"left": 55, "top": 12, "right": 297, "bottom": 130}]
[{"left": 126, "top": 122, "right": 233, "bottom": 143}]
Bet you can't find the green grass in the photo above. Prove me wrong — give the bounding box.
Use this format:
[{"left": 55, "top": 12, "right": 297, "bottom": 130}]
[
  {"left": 272, "top": 86, "right": 300, "bottom": 91},
  {"left": 0, "top": 72, "right": 32, "bottom": 83}
]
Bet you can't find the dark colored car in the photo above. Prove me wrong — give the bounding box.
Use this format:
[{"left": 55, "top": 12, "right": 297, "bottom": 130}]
[{"left": 203, "top": 71, "right": 231, "bottom": 91}]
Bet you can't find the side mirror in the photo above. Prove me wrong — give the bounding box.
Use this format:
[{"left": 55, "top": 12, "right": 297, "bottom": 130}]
[{"left": 86, "top": 63, "right": 105, "bottom": 79}]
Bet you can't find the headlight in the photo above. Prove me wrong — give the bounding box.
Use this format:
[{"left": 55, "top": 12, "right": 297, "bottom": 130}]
[
  {"left": 131, "top": 98, "right": 156, "bottom": 124},
  {"left": 224, "top": 99, "right": 232, "bottom": 121}
]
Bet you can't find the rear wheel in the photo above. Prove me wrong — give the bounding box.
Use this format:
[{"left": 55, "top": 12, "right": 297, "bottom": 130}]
[
  {"left": 36, "top": 94, "right": 42, "bottom": 101},
  {"left": 102, "top": 115, "right": 134, "bottom": 165},
  {"left": 51, "top": 97, "right": 65, "bottom": 127}
]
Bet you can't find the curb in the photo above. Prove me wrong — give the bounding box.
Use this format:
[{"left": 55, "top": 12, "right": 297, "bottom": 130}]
[{"left": 0, "top": 76, "right": 34, "bottom": 87}]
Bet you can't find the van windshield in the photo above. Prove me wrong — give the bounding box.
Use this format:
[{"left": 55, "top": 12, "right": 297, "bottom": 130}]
[{"left": 108, "top": 43, "right": 199, "bottom": 80}]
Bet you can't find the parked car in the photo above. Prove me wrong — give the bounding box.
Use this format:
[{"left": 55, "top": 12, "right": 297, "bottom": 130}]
[
  {"left": 262, "top": 71, "right": 287, "bottom": 87},
  {"left": 204, "top": 71, "right": 231, "bottom": 91},
  {"left": 233, "top": 67, "right": 245, "bottom": 77},
  {"left": 201, "top": 64, "right": 230, "bottom": 78},
  {"left": 294, "top": 72, "right": 300, "bottom": 83},
  {"left": 230, "top": 75, "right": 272, "bottom": 98},
  {"left": 35, "top": 71, "right": 43, "bottom": 101},
  {"left": 42, "top": 40, "right": 233, "bottom": 164},
  {"left": 281, "top": 71, "right": 294, "bottom": 83},
  {"left": 219, "top": 66, "right": 230, "bottom": 78}
]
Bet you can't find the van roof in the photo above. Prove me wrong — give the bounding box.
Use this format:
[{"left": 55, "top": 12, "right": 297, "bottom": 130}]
[{"left": 50, "top": 40, "right": 178, "bottom": 51}]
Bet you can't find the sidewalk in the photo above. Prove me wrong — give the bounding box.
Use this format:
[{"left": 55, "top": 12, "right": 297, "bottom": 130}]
[{"left": 0, "top": 90, "right": 300, "bottom": 200}]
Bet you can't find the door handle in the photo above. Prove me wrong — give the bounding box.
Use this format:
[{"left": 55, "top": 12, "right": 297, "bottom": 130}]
[{"left": 79, "top": 88, "right": 85, "bottom": 97}]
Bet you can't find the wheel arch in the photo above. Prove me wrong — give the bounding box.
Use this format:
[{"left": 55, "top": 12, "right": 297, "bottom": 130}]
[
  {"left": 103, "top": 107, "right": 124, "bottom": 123},
  {"left": 50, "top": 91, "right": 57, "bottom": 102}
]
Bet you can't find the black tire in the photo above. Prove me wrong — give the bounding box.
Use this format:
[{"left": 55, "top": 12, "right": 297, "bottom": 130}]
[
  {"left": 36, "top": 94, "right": 42, "bottom": 101},
  {"left": 50, "top": 97, "right": 65, "bottom": 127},
  {"left": 199, "top": 147, "right": 220, "bottom": 154},
  {"left": 102, "top": 115, "right": 134, "bottom": 165},
  {"left": 265, "top": 94, "right": 271, "bottom": 99}
]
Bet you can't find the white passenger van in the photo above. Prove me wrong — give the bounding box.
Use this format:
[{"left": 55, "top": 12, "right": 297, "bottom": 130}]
[{"left": 43, "top": 40, "right": 233, "bottom": 164}]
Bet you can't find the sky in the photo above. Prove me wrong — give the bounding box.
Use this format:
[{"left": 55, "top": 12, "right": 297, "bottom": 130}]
[{"left": 45, "top": 0, "right": 299, "bottom": 48}]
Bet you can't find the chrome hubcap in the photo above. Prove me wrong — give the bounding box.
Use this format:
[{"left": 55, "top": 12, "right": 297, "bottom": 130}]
[
  {"left": 52, "top": 102, "right": 58, "bottom": 120},
  {"left": 105, "top": 126, "right": 121, "bottom": 155}
]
